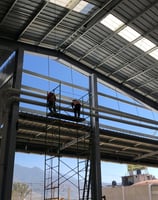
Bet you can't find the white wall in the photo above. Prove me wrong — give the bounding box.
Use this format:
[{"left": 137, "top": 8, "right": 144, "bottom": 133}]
[{"left": 102, "top": 184, "right": 158, "bottom": 200}]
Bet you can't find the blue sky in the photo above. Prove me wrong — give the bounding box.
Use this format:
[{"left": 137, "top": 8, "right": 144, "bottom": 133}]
[
  {"left": 15, "top": 152, "right": 158, "bottom": 184},
  {"left": 15, "top": 152, "right": 127, "bottom": 183},
  {"left": 15, "top": 51, "right": 158, "bottom": 184}
]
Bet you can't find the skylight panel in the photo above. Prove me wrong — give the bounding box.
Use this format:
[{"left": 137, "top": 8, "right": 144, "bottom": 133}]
[
  {"left": 149, "top": 48, "right": 158, "bottom": 60},
  {"left": 49, "top": 0, "right": 70, "bottom": 7},
  {"left": 118, "top": 26, "right": 140, "bottom": 42},
  {"left": 100, "top": 14, "right": 124, "bottom": 31},
  {"left": 73, "top": 0, "right": 94, "bottom": 14},
  {"left": 134, "top": 37, "right": 156, "bottom": 52}
]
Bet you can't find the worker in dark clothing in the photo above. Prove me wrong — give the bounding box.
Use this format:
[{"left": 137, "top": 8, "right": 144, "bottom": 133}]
[
  {"left": 71, "top": 99, "right": 81, "bottom": 118},
  {"left": 47, "top": 92, "right": 56, "bottom": 113}
]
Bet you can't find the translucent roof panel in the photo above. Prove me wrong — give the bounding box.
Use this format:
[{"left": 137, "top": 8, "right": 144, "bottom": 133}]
[
  {"left": 49, "top": 0, "right": 70, "bottom": 7},
  {"left": 118, "top": 26, "right": 141, "bottom": 42},
  {"left": 73, "top": 0, "right": 94, "bottom": 14},
  {"left": 134, "top": 37, "right": 156, "bottom": 52},
  {"left": 149, "top": 48, "right": 158, "bottom": 60},
  {"left": 100, "top": 14, "right": 124, "bottom": 31}
]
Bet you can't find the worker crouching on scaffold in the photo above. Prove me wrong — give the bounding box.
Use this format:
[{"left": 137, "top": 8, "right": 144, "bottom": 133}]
[
  {"left": 47, "top": 92, "right": 56, "bottom": 113},
  {"left": 71, "top": 99, "right": 81, "bottom": 118}
]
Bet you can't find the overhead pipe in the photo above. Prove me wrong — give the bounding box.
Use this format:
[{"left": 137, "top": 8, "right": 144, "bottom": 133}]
[
  {"left": 7, "top": 88, "right": 158, "bottom": 126},
  {"left": 6, "top": 96, "right": 158, "bottom": 131}
]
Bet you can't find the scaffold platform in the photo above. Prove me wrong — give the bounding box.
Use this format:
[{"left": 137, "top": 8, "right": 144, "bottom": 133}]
[{"left": 47, "top": 112, "right": 85, "bottom": 122}]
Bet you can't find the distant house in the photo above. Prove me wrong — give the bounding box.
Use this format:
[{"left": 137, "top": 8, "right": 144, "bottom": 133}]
[{"left": 102, "top": 173, "right": 158, "bottom": 200}]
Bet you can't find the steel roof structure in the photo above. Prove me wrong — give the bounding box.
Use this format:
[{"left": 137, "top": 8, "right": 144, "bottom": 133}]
[
  {"left": 1, "top": 0, "right": 158, "bottom": 199},
  {"left": 0, "top": 0, "right": 158, "bottom": 110}
]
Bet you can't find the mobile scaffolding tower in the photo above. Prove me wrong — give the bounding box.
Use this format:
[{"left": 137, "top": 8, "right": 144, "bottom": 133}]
[{"left": 43, "top": 79, "right": 99, "bottom": 200}]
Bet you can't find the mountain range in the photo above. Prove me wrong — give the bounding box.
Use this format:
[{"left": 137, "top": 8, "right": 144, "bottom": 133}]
[
  {"left": 13, "top": 164, "right": 85, "bottom": 199},
  {"left": 13, "top": 164, "right": 44, "bottom": 199}
]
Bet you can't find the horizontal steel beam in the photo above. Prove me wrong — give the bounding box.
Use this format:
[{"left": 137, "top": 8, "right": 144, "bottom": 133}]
[{"left": 1, "top": 38, "right": 158, "bottom": 111}]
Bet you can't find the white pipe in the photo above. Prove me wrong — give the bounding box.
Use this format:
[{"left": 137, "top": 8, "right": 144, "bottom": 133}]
[
  {"left": 7, "top": 95, "right": 158, "bottom": 131},
  {"left": 7, "top": 88, "right": 158, "bottom": 126}
]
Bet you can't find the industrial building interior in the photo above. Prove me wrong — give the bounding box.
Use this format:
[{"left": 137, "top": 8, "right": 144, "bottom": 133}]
[{"left": 0, "top": 0, "right": 158, "bottom": 199}]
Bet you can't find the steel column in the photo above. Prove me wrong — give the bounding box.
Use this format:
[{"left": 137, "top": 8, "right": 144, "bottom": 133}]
[
  {"left": 0, "top": 48, "right": 24, "bottom": 200},
  {"left": 89, "top": 74, "right": 102, "bottom": 200}
]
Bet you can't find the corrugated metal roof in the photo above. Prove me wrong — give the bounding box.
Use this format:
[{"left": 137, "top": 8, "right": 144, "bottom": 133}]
[{"left": 0, "top": 0, "right": 158, "bottom": 109}]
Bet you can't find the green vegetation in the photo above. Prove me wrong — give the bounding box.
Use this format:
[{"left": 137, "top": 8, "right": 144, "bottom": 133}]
[{"left": 12, "top": 182, "right": 31, "bottom": 200}]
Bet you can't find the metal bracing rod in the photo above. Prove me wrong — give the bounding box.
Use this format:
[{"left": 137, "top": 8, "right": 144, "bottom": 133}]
[
  {"left": 60, "top": 133, "right": 90, "bottom": 151},
  {"left": 134, "top": 150, "right": 158, "bottom": 161}
]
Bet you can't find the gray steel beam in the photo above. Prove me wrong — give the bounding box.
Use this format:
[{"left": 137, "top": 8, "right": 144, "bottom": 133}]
[
  {"left": 58, "top": 0, "right": 123, "bottom": 50},
  {"left": 0, "top": 48, "right": 24, "bottom": 200},
  {"left": 10, "top": 95, "right": 158, "bottom": 130},
  {"left": 22, "top": 69, "right": 146, "bottom": 108},
  {"left": 89, "top": 74, "right": 102, "bottom": 200},
  {"left": 0, "top": 38, "right": 158, "bottom": 111}
]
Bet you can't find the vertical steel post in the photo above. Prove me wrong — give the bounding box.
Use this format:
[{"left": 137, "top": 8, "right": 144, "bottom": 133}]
[
  {"left": 0, "top": 48, "right": 24, "bottom": 200},
  {"left": 89, "top": 74, "right": 102, "bottom": 200}
]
